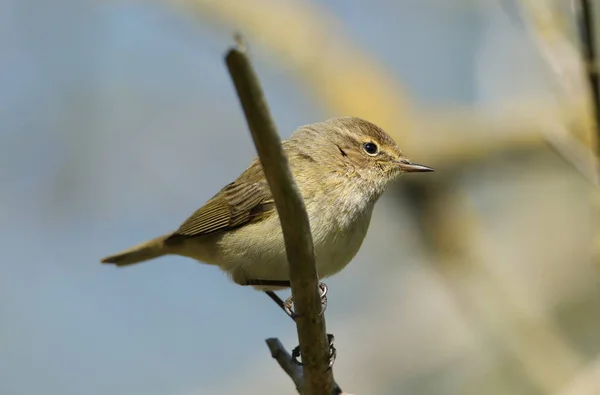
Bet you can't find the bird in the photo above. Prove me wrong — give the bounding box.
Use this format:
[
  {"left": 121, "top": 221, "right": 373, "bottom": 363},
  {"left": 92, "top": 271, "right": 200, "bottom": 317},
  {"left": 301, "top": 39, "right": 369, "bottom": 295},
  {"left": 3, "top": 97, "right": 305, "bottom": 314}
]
[{"left": 101, "top": 117, "right": 433, "bottom": 310}]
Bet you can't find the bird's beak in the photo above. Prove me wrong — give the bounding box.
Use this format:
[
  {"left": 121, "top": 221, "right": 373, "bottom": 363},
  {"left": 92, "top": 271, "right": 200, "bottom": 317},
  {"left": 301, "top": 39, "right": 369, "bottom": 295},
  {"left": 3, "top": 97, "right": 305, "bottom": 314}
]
[{"left": 397, "top": 161, "right": 434, "bottom": 173}]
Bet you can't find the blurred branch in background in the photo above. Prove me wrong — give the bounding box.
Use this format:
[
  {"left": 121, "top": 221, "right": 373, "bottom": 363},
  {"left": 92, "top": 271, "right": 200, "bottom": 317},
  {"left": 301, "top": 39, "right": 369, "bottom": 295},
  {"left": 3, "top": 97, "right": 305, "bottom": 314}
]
[
  {"left": 423, "top": 189, "right": 584, "bottom": 394},
  {"left": 574, "top": 0, "right": 600, "bottom": 152},
  {"left": 163, "top": 1, "right": 599, "bottom": 394},
  {"left": 170, "top": 0, "right": 412, "bottom": 136},
  {"left": 556, "top": 356, "right": 600, "bottom": 395},
  {"left": 544, "top": 126, "right": 599, "bottom": 187},
  {"left": 517, "top": 0, "right": 597, "bottom": 180},
  {"left": 572, "top": 0, "right": 600, "bottom": 271},
  {"left": 170, "top": 0, "right": 591, "bottom": 167},
  {"left": 418, "top": 2, "right": 598, "bottom": 394}
]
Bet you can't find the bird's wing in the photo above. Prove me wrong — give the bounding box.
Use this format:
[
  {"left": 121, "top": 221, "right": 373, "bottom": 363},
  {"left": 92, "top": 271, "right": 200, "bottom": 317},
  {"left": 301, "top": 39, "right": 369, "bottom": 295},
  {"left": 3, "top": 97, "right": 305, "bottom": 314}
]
[{"left": 169, "top": 171, "right": 275, "bottom": 240}]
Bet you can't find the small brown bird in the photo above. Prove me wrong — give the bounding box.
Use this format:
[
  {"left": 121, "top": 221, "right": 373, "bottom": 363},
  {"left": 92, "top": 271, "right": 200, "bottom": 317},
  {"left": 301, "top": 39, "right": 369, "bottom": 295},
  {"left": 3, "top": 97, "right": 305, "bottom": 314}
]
[{"left": 101, "top": 117, "right": 433, "bottom": 293}]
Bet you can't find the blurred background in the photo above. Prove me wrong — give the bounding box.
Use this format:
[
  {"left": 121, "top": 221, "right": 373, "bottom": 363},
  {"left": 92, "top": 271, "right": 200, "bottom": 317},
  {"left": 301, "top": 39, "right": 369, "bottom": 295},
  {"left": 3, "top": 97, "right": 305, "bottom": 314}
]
[{"left": 2, "top": 0, "right": 600, "bottom": 394}]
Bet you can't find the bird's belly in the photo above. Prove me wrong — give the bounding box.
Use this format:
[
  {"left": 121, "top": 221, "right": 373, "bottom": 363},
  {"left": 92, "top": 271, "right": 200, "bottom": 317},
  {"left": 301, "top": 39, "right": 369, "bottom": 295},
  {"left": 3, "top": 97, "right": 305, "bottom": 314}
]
[{"left": 213, "top": 204, "right": 373, "bottom": 287}]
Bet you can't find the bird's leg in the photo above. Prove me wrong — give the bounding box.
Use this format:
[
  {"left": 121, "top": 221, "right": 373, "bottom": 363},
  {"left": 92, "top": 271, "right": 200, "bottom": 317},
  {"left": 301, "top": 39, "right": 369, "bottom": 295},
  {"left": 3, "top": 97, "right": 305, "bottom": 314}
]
[
  {"left": 246, "top": 279, "right": 336, "bottom": 367},
  {"left": 244, "top": 279, "right": 296, "bottom": 321},
  {"left": 265, "top": 290, "right": 297, "bottom": 322},
  {"left": 245, "top": 279, "right": 329, "bottom": 319}
]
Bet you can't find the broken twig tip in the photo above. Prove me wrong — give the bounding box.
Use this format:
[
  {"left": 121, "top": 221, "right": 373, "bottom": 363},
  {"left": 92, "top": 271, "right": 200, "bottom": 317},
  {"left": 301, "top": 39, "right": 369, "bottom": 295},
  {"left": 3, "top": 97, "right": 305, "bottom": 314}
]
[{"left": 233, "top": 31, "right": 248, "bottom": 53}]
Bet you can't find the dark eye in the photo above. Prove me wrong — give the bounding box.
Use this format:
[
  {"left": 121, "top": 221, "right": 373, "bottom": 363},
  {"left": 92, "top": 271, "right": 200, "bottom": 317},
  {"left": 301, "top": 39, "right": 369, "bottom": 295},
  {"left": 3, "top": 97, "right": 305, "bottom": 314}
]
[{"left": 363, "top": 142, "right": 378, "bottom": 156}]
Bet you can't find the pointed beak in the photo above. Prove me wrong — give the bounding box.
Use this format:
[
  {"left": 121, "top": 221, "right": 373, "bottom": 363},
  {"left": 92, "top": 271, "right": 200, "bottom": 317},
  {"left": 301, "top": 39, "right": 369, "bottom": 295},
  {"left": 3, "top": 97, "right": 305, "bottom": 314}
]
[{"left": 397, "top": 161, "right": 434, "bottom": 173}]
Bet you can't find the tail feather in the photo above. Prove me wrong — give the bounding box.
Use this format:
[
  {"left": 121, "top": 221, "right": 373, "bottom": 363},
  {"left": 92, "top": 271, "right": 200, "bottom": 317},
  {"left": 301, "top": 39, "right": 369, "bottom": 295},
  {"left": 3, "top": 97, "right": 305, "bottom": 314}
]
[{"left": 101, "top": 234, "right": 172, "bottom": 266}]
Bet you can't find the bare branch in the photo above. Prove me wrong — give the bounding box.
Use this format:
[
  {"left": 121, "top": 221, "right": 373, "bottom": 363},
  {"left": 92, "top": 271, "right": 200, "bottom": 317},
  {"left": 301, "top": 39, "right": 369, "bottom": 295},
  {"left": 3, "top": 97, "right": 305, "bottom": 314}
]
[
  {"left": 225, "top": 42, "right": 337, "bottom": 394},
  {"left": 266, "top": 338, "right": 347, "bottom": 395},
  {"left": 266, "top": 338, "right": 306, "bottom": 393}
]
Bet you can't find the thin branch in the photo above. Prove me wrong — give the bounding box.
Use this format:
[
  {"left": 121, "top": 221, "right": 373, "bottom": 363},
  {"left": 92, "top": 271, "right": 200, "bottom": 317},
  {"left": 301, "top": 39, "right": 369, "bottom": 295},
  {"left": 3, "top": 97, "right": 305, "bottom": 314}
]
[
  {"left": 576, "top": 0, "right": 600, "bottom": 155},
  {"left": 266, "top": 338, "right": 346, "bottom": 395},
  {"left": 266, "top": 338, "right": 307, "bottom": 393},
  {"left": 225, "top": 43, "right": 337, "bottom": 394}
]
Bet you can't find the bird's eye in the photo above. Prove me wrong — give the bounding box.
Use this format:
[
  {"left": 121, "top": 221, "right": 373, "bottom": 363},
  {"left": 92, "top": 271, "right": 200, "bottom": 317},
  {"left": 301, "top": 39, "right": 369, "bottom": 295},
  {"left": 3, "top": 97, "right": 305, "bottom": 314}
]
[{"left": 363, "top": 142, "right": 379, "bottom": 156}]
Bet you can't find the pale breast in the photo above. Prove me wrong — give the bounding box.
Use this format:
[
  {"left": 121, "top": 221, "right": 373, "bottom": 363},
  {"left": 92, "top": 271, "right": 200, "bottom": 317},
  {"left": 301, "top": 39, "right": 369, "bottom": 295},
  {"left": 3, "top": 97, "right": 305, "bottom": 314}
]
[
  {"left": 309, "top": 202, "right": 374, "bottom": 278},
  {"left": 205, "top": 198, "right": 374, "bottom": 286}
]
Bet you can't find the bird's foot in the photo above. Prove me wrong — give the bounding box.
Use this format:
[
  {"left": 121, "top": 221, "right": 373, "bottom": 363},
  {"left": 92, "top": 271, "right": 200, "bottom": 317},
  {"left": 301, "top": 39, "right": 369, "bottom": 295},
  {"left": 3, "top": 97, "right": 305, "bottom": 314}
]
[
  {"left": 292, "top": 333, "right": 337, "bottom": 368},
  {"left": 249, "top": 279, "right": 328, "bottom": 322},
  {"left": 318, "top": 282, "right": 328, "bottom": 315},
  {"left": 264, "top": 289, "right": 297, "bottom": 321},
  {"left": 283, "top": 282, "right": 328, "bottom": 318},
  {"left": 283, "top": 295, "right": 295, "bottom": 318}
]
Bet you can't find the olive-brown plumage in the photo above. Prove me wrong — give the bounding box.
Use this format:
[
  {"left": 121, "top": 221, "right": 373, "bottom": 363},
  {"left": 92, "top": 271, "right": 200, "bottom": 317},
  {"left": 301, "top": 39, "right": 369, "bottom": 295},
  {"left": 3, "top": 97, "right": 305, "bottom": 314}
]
[{"left": 101, "top": 117, "right": 433, "bottom": 289}]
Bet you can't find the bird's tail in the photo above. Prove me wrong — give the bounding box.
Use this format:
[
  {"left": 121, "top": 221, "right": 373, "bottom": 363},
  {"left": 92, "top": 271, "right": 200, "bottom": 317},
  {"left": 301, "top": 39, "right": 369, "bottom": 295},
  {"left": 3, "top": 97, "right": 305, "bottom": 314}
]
[{"left": 101, "top": 234, "right": 172, "bottom": 266}]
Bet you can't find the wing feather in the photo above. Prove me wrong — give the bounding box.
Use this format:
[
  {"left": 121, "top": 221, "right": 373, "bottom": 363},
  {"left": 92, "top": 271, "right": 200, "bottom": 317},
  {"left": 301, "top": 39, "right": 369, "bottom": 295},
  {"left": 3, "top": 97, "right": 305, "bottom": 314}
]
[{"left": 169, "top": 178, "right": 275, "bottom": 239}]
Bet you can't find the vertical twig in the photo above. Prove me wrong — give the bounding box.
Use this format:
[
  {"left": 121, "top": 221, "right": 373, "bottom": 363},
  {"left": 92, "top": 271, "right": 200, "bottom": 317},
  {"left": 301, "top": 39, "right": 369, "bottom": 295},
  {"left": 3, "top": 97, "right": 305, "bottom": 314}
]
[
  {"left": 224, "top": 43, "right": 337, "bottom": 394},
  {"left": 576, "top": 0, "right": 600, "bottom": 154},
  {"left": 515, "top": 1, "right": 600, "bottom": 185}
]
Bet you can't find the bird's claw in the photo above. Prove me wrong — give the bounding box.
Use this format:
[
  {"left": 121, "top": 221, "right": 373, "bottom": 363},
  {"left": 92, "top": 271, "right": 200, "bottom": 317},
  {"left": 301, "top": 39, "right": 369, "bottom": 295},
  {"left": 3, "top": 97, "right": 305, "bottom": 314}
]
[
  {"left": 318, "top": 282, "right": 328, "bottom": 315},
  {"left": 283, "top": 296, "right": 297, "bottom": 319},
  {"left": 284, "top": 282, "right": 328, "bottom": 318},
  {"left": 292, "top": 333, "right": 337, "bottom": 368}
]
